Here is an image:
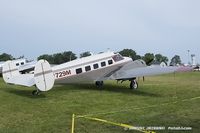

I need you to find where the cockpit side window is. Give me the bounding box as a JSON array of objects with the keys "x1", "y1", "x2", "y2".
[{"x1": 112, "y1": 54, "x2": 124, "y2": 62}]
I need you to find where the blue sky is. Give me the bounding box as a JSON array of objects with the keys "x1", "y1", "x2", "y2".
[{"x1": 0, "y1": 0, "x2": 200, "y2": 63}]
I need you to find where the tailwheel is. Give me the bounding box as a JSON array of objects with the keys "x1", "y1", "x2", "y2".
[
  {"x1": 130, "y1": 79, "x2": 138, "y2": 90},
  {"x1": 95, "y1": 81, "x2": 104, "y2": 87},
  {"x1": 32, "y1": 90, "x2": 41, "y2": 95}
]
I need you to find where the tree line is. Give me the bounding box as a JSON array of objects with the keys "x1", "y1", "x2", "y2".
[
  {"x1": 0, "y1": 53, "x2": 25, "y2": 62},
  {"x1": 0, "y1": 49, "x2": 181, "y2": 66}
]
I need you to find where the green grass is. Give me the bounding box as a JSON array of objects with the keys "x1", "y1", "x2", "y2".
[{"x1": 0, "y1": 72, "x2": 199, "y2": 133}]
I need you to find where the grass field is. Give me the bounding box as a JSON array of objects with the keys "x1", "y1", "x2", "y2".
[{"x1": 0, "y1": 72, "x2": 199, "y2": 133}]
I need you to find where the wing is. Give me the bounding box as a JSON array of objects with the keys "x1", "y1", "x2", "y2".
[
  {"x1": 103, "y1": 60, "x2": 192, "y2": 80},
  {"x1": 97, "y1": 59, "x2": 146, "y2": 81}
]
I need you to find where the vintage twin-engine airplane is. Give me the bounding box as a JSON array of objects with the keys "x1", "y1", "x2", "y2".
[{"x1": 2, "y1": 51, "x2": 191, "y2": 95}]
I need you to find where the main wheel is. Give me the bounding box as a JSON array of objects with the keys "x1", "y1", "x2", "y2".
[
  {"x1": 130, "y1": 80, "x2": 138, "y2": 90},
  {"x1": 95, "y1": 81, "x2": 104, "y2": 87}
]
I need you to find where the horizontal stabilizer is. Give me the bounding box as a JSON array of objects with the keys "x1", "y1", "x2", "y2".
[{"x1": 6, "y1": 74, "x2": 35, "y2": 87}]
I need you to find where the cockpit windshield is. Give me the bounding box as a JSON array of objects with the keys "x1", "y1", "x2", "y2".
[{"x1": 112, "y1": 54, "x2": 124, "y2": 62}]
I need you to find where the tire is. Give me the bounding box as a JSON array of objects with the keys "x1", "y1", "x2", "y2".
[
  {"x1": 95, "y1": 81, "x2": 104, "y2": 87},
  {"x1": 32, "y1": 90, "x2": 37, "y2": 95},
  {"x1": 130, "y1": 80, "x2": 138, "y2": 90}
]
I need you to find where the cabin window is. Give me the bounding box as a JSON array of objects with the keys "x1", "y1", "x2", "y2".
[
  {"x1": 85, "y1": 66, "x2": 91, "y2": 71},
  {"x1": 101, "y1": 62, "x2": 106, "y2": 67},
  {"x1": 93, "y1": 63, "x2": 99, "y2": 69},
  {"x1": 21, "y1": 62, "x2": 24, "y2": 65},
  {"x1": 16, "y1": 63, "x2": 19, "y2": 66},
  {"x1": 112, "y1": 54, "x2": 124, "y2": 62},
  {"x1": 76, "y1": 68, "x2": 82, "y2": 74},
  {"x1": 108, "y1": 60, "x2": 113, "y2": 65}
]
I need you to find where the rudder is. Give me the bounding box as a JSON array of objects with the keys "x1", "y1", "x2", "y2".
[
  {"x1": 2, "y1": 60, "x2": 20, "y2": 83},
  {"x1": 34, "y1": 60, "x2": 55, "y2": 92}
]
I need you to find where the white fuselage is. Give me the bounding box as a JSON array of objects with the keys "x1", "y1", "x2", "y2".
[{"x1": 51, "y1": 52, "x2": 132, "y2": 83}]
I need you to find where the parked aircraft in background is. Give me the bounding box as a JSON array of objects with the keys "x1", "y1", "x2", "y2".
[
  {"x1": 0, "y1": 59, "x2": 36, "y2": 74},
  {"x1": 0, "y1": 59, "x2": 36, "y2": 73},
  {"x1": 2, "y1": 51, "x2": 192, "y2": 95}
]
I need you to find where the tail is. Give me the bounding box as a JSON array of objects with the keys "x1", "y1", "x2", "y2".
[
  {"x1": 34, "y1": 60, "x2": 55, "y2": 91},
  {"x1": 2, "y1": 60, "x2": 55, "y2": 92},
  {"x1": 2, "y1": 60, "x2": 20, "y2": 83}
]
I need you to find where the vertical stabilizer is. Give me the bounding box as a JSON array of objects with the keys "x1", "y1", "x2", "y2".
[
  {"x1": 34, "y1": 60, "x2": 55, "y2": 91},
  {"x1": 2, "y1": 60, "x2": 20, "y2": 83}
]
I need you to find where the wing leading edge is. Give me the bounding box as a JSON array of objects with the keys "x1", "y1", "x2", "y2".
[{"x1": 107, "y1": 60, "x2": 192, "y2": 80}]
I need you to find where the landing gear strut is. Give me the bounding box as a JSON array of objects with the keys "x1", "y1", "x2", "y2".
[
  {"x1": 95, "y1": 81, "x2": 104, "y2": 87},
  {"x1": 32, "y1": 90, "x2": 41, "y2": 95},
  {"x1": 130, "y1": 79, "x2": 138, "y2": 90}
]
